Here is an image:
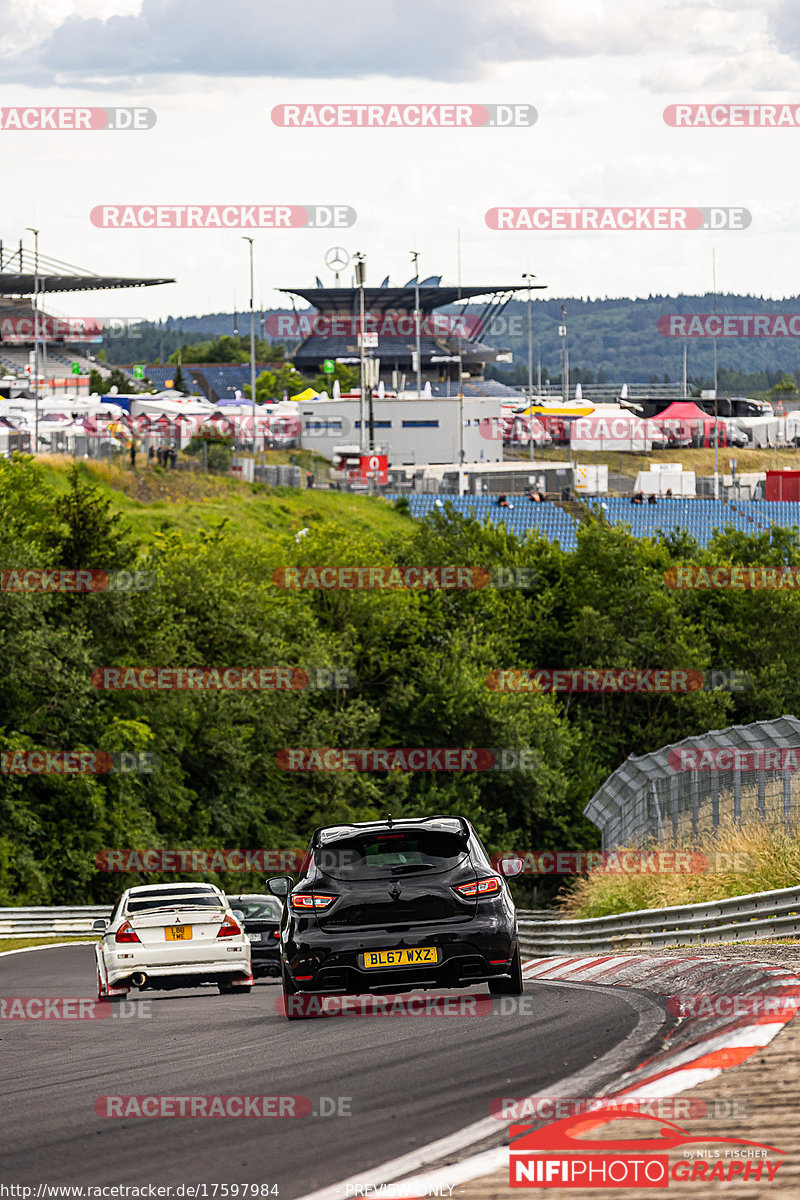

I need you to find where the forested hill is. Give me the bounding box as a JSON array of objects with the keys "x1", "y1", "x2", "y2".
[{"x1": 108, "y1": 294, "x2": 800, "y2": 391}]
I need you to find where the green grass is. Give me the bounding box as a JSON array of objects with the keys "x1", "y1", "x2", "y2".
[
  {"x1": 0, "y1": 936, "x2": 99, "y2": 953},
  {"x1": 560, "y1": 821, "x2": 800, "y2": 918},
  {"x1": 35, "y1": 456, "x2": 412, "y2": 543}
]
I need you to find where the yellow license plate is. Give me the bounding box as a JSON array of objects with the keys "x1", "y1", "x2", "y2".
[
  {"x1": 165, "y1": 925, "x2": 192, "y2": 941},
  {"x1": 362, "y1": 946, "x2": 439, "y2": 969}
]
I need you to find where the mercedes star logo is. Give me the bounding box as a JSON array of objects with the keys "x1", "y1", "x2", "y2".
[{"x1": 325, "y1": 246, "x2": 350, "y2": 271}]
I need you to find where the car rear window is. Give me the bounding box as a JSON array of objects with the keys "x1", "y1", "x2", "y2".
[
  {"x1": 126, "y1": 890, "x2": 224, "y2": 913},
  {"x1": 317, "y1": 831, "x2": 468, "y2": 879},
  {"x1": 228, "y1": 897, "x2": 283, "y2": 920}
]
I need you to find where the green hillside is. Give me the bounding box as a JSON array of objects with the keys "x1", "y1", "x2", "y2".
[{"x1": 6, "y1": 455, "x2": 800, "y2": 909}]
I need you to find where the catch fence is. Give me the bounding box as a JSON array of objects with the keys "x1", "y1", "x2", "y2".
[{"x1": 585, "y1": 716, "x2": 800, "y2": 848}]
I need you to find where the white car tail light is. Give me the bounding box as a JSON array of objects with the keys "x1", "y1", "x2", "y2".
[
  {"x1": 114, "y1": 920, "x2": 141, "y2": 944},
  {"x1": 216, "y1": 914, "x2": 242, "y2": 939}
]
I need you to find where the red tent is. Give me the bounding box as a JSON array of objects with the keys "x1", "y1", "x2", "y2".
[{"x1": 653, "y1": 401, "x2": 726, "y2": 448}]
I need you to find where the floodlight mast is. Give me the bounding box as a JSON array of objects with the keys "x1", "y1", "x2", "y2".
[
  {"x1": 522, "y1": 273, "x2": 536, "y2": 461},
  {"x1": 26, "y1": 227, "x2": 40, "y2": 454},
  {"x1": 242, "y1": 237, "x2": 256, "y2": 450},
  {"x1": 410, "y1": 250, "x2": 422, "y2": 397},
  {"x1": 354, "y1": 253, "x2": 366, "y2": 452}
]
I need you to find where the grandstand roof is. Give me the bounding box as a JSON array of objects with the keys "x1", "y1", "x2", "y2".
[
  {"x1": 280, "y1": 283, "x2": 543, "y2": 315},
  {"x1": 0, "y1": 273, "x2": 174, "y2": 296},
  {"x1": 0, "y1": 243, "x2": 173, "y2": 296}
]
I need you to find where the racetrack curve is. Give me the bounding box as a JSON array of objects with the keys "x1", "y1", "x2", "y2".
[{"x1": 1, "y1": 946, "x2": 667, "y2": 1196}]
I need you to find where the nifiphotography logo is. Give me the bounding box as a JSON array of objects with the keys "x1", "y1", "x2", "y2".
[{"x1": 509, "y1": 1107, "x2": 785, "y2": 1187}]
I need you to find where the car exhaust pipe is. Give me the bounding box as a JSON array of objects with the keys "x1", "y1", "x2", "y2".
[{"x1": 130, "y1": 972, "x2": 147, "y2": 988}]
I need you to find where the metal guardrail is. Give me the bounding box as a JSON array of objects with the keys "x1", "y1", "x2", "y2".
[
  {"x1": 518, "y1": 885, "x2": 800, "y2": 955},
  {"x1": 0, "y1": 906, "x2": 110, "y2": 937},
  {"x1": 3, "y1": 889, "x2": 800, "y2": 952}
]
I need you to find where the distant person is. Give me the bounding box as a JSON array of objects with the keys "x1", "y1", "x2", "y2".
[
  {"x1": 648, "y1": 493, "x2": 657, "y2": 505},
  {"x1": 168, "y1": 443, "x2": 177, "y2": 469},
  {"x1": 147, "y1": 445, "x2": 155, "y2": 466},
  {"x1": 665, "y1": 487, "x2": 673, "y2": 498},
  {"x1": 631, "y1": 492, "x2": 644, "y2": 505},
  {"x1": 497, "y1": 493, "x2": 510, "y2": 508},
  {"x1": 129, "y1": 442, "x2": 136, "y2": 469},
  {"x1": 306, "y1": 471, "x2": 314, "y2": 489}
]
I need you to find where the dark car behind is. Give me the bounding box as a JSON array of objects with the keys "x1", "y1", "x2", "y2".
[{"x1": 226, "y1": 894, "x2": 283, "y2": 979}]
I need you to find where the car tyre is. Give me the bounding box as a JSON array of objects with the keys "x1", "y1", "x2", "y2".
[
  {"x1": 97, "y1": 970, "x2": 124, "y2": 1003},
  {"x1": 281, "y1": 963, "x2": 310, "y2": 1020},
  {"x1": 488, "y1": 947, "x2": 523, "y2": 997}
]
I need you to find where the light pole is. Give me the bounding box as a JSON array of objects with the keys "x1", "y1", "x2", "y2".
[
  {"x1": 559, "y1": 304, "x2": 569, "y2": 403},
  {"x1": 712, "y1": 249, "x2": 719, "y2": 499},
  {"x1": 457, "y1": 230, "x2": 464, "y2": 494},
  {"x1": 26, "y1": 228, "x2": 39, "y2": 454},
  {"x1": 410, "y1": 250, "x2": 422, "y2": 396},
  {"x1": 522, "y1": 273, "x2": 536, "y2": 461},
  {"x1": 354, "y1": 252, "x2": 366, "y2": 452},
  {"x1": 242, "y1": 237, "x2": 257, "y2": 452}
]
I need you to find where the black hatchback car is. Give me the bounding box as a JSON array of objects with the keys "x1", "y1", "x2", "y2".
[
  {"x1": 225, "y1": 894, "x2": 283, "y2": 979},
  {"x1": 269, "y1": 816, "x2": 522, "y2": 1017}
]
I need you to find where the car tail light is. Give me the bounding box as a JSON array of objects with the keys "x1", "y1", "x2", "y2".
[
  {"x1": 114, "y1": 921, "x2": 141, "y2": 944},
  {"x1": 290, "y1": 893, "x2": 336, "y2": 911},
  {"x1": 454, "y1": 877, "x2": 502, "y2": 898},
  {"x1": 273, "y1": 931, "x2": 280, "y2": 938},
  {"x1": 216, "y1": 914, "x2": 242, "y2": 938}
]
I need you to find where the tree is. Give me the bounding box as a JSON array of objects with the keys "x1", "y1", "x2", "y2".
[
  {"x1": 173, "y1": 364, "x2": 187, "y2": 393},
  {"x1": 311, "y1": 363, "x2": 360, "y2": 394},
  {"x1": 245, "y1": 364, "x2": 311, "y2": 402},
  {"x1": 45, "y1": 465, "x2": 137, "y2": 570},
  {"x1": 90, "y1": 367, "x2": 137, "y2": 396}
]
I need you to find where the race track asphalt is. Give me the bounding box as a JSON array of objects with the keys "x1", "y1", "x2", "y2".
[{"x1": 0, "y1": 946, "x2": 665, "y2": 1196}]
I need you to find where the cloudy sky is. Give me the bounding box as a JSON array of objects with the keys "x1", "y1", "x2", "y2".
[{"x1": 3, "y1": 0, "x2": 800, "y2": 320}]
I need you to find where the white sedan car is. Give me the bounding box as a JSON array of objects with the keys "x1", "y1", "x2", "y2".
[{"x1": 94, "y1": 882, "x2": 252, "y2": 1000}]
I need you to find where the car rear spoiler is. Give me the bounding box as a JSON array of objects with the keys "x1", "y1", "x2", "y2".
[{"x1": 311, "y1": 815, "x2": 470, "y2": 848}]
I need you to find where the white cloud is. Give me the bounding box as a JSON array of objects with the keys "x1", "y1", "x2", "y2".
[{"x1": 0, "y1": 0, "x2": 774, "y2": 86}]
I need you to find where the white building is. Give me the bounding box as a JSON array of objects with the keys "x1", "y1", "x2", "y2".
[{"x1": 298, "y1": 394, "x2": 505, "y2": 466}]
